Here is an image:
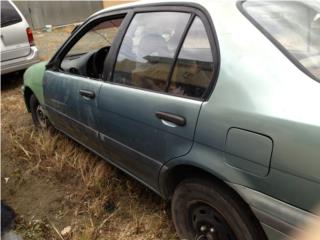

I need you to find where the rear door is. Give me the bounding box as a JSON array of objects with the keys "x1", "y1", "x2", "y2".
[
  {"x1": 0, "y1": 0, "x2": 30, "y2": 62},
  {"x1": 97, "y1": 7, "x2": 218, "y2": 190}
]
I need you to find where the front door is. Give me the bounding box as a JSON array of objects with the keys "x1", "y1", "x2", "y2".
[
  {"x1": 44, "y1": 15, "x2": 126, "y2": 150},
  {"x1": 97, "y1": 9, "x2": 217, "y2": 190}
]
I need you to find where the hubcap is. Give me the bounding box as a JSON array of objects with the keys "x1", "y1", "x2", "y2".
[
  {"x1": 36, "y1": 105, "x2": 47, "y2": 128},
  {"x1": 189, "y1": 203, "x2": 236, "y2": 240}
]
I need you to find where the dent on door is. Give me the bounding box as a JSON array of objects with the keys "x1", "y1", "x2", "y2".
[{"x1": 44, "y1": 70, "x2": 102, "y2": 150}]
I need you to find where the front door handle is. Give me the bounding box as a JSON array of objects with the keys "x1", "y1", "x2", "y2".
[
  {"x1": 155, "y1": 111, "x2": 186, "y2": 126},
  {"x1": 79, "y1": 89, "x2": 95, "y2": 99}
]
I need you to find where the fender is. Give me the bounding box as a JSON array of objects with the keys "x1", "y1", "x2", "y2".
[{"x1": 23, "y1": 61, "x2": 47, "y2": 106}]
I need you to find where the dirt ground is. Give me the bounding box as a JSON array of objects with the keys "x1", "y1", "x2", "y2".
[{"x1": 1, "y1": 27, "x2": 177, "y2": 240}]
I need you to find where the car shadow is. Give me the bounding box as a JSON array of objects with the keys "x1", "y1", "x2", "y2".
[{"x1": 1, "y1": 71, "x2": 24, "y2": 92}]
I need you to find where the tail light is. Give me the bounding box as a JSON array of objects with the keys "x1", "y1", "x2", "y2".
[{"x1": 26, "y1": 27, "x2": 35, "y2": 46}]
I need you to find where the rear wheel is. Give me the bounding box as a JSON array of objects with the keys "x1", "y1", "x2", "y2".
[
  {"x1": 30, "y1": 94, "x2": 48, "y2": 128},
  {"x1": 171, "y1": 178, "x2": 266, "y2": 240}
]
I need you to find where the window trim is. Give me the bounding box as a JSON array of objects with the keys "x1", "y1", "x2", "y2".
[
  {"x1": 47, "y1": 3, "x2": 221, "y2": 100},
  {"x1": 164, "y1": 13, "x2": 196, "y2": 92},
  {"x1": 237, "y1": 0, "x2": 320, "y2": 83},
  {"x1": 108, "y1": 10, "x2": 194, "y2": 95},
  {"x1": 166, "y1": 14, "x2": 217, "y2": 99},
  {"x1": 106, "y1": 3, "x2": 220, "y2": 101}
]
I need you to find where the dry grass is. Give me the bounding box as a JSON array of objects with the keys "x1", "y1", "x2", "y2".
[
  {"x1": 1, "y1": 26, "x2": 177, "y2": 240},
  {"x1": 1, "y1": 77, "x2": 177, "y2": 239}
]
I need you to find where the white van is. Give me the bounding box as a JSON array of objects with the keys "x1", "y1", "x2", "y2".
[{"x1": 0, "y1": 0, "x2": 39, "y2": 75}]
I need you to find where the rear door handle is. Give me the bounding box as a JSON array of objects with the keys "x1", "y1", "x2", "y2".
[
  {"x1": 79, "y1": 89, "x2": 95, "y2": 99},
  {"x1": 155, "y1": 111, "x2": 186, "y2": 126}
]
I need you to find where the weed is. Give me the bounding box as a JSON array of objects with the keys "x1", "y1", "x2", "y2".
[{"x1": 1, "y1": 71, "x2": 177, "y2": 239}]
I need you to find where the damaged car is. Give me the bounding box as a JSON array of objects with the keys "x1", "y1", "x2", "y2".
[{"x1": 22, "y1": 1, "x2": 320, "y2": 239}]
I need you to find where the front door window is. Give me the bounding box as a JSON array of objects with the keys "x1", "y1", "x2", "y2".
[{"x1": 60, "y1": 17, "x2": 124, "y2": 79}]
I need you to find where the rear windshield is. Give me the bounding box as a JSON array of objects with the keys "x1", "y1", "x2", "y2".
[
  {"x1": 242, "y1": 1, "x2": 320, "y2": 81},
  {"x1": 1, "y1": 0, "x2": 22, "y2": 28}
]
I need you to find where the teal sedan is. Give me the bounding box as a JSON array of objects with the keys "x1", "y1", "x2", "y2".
[{"x1": 22, "y1": 0, "x2": 320, "y2": 239}]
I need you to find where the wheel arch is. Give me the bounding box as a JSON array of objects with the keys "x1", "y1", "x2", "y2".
[
  {"x1": 166, "y1": 163, "x2": 268, "y2": 239},
  {"x1": 158, "y1": 162, "x2": 259, "y2": 218},
  {"x1": 159, "y1": 162, "x2": 266, "y2": 236},
  {"x1": 160, "y1": 163, "x2": 232, "y2": 200}
]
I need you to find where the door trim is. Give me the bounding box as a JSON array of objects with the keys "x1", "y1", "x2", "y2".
[
  {"x1": 47, "y1": 104, "x2": 162, "y2": 194},
  {"x1": 45, "y1": 104, "x2": 162, "y2": 173},
  {"x1": 45, "y1": 104, "x2": 99, "y2": 135}
]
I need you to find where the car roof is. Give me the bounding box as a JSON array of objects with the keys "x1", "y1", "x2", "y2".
[
  {"x1": 91, "y1": 0, "x2": 319, "y2": 18},
  {"x1": 90, "y1": 0, "x2": 235, "y2": 17}
]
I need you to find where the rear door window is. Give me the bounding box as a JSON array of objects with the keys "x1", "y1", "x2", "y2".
[
  {"x1": 1, "y1": 0, "x2": 22, "y2": 28},
  {"x1": 112, "y1": 12, "x2": 191, "y2": 92},
  {"x1": 112, "y1": 10, "x2": 217, "y2": 99},
  {"x1": 168, "y1": 17, "x2": 215, "y2": 98}
]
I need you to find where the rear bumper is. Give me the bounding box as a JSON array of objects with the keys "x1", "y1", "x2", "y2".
[
  {"x1": 1, "y1": 46, "x2": 40, "y2": 75},
  {"x1": 231, "y1": 184, "x2": 320, "y2": 239}
]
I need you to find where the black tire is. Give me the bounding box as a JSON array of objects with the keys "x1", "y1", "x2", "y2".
[
  {"x1": 29, "y1": 94, "x2": 49, "y2": 128},
  {"x1": 171, "y1": 178, "x2": 267, "y2": 240}
]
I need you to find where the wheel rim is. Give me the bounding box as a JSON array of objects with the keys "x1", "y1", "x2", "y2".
[
  {"x1": 36, "y1": 105, "x2": 47, "y2": 128},
  {"x1": 189, "y1": 202, "x2": 237, "y2": 240}
]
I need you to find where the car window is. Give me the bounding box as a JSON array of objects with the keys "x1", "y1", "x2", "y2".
[
  {"x1": 60, "y1": 17, "x2": 124, "y2": 79},
  {"x1": 112, "y1": 12, "x2": 190, "y2": 92},
  {"x1": 168, "y1": 17, "x2": 214, "y2": 98},
  {"x1": 66, "y1": 18, "x2": 123, "y2": 57},
  {"x1": 1, "y1": 0, "x2": 22, "y2": 28},
  {"x1": 242, "y1": 1, "x2": 320, "y2": 81}
]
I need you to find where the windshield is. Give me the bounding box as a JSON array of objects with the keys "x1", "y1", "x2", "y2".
[{"x1": 242, "y1": 1, "x2": 320, "y2": 81}]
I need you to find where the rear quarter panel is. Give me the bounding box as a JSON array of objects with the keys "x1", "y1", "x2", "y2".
[{"x1": 165, "y1": 0, "x2": 320, "y2": 213}]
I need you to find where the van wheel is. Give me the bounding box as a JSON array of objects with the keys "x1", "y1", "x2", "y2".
[
  {"x1": 30, "y1": 94, "x2": 48, "y2": 128},
  {"x1": 171, "y1": 178, "x2": 266, "y2": 240}
]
